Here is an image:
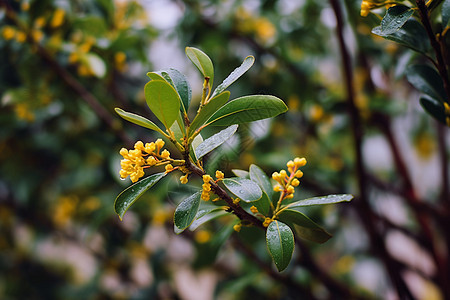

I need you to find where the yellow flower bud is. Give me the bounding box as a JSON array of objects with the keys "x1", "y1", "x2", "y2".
[
  {"x1": 146, "y1": 156, "x2": 156, "y2": 165},
  {"x1": 161, "y1": 149, "x2": 170, "y2": 159},
  {"x1": 165, "y1": 164, "x2": 173, "y2": 172},
  {"x1": 233, "y1": 198, "x2": 240, "y2": 204},
  {"x1": 233, "y1": 224, "x2": 242, "y2": 232},
  {"x1": 286, "y1": 186, "x2": 295, "y2": 194},
  {"x1": 273, "y1": 185, "x2": 282, "y2": 192},
  {"x1": 250, "y1": 206, "x2": 259, "y2": 214},
  {"x1": 155, "y1": 139, "x2": 165, "y2": 150},
  {"x1": 286, "y1": 160, "x2": 295, "y2": 168},
  {"x1": 145, "y1": 142, "x2": 156, "y2": 153},
  {"x1": 180, "y1": 174, "x2": 188, "y2": 184},
  {"x1": 215, "y1": 170, "x2": 224, "y2": 180},
  {"x1": 134, "y1": 141, "x2": 144, "y2": 150},
  {"x1": 294, "y1": 157, "x2": 307, "y2": 167},
  {"x1": 285, "y1": 194, "x2": 294, "y2": 199},
  {"x1": 291, "y1": 178, "x2": 300, "y2": 187},
  {"x1": 280, "y1": 170, "x2": 287, "y2": 178},
  {"x1": 203, "y1": 174, "x2": 212, "y2": 183},
  {"x1": 294, "y1": 170, "x2": 304, "y2": 178},
  {"x1": 119, "y1": 148, "x2": 128, "y2": 157}
]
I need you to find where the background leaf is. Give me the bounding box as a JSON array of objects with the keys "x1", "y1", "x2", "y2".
[
  {"x1": 443, "y1": 0, "x2": 450, "y2": 27},
  {"x1": 206, "y1": 95, "x2": 288, "y2": 126},
  {"x1": 232, "y1": 169, "x2": 250, "y2": 178},
  {"x1": 222, "y1": 177, "x2": 262, "y2": 202},
  {"x1": 174, "y1": 191, "x2": 201, "y2": 233},
  {"x1": 190, "y1": 206, "x2": 228, "y2": 231},
  {"x1": 114, "y1": 172, "x2": 166, "y2": 220},
  {"x1": 266, "y1": 220, "x2": 295, "y2": 272},
  {"x1": 195, "y1": 125, "x2": 238, "y2": 159},
  {"x1": 211, "y1": 55, "x2": 255, "y2": 98},
  {"x1": 144, "y1": 80, "x2": 181, "y2": 129},
  {"x1": 278, "y1": 209, "x2": 332, "y2": 244}
]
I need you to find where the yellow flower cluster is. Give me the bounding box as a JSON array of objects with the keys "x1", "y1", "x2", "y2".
[
  {"x1": 360, "y1": 0, "x2": 396, "y2": 17},
  {"x1": 201, "y1": 175, "x2": 212, "y2": 201},
  {"x1": 272, "y1": 157, "x2": 306, "y2": 200},
  {"x1": 263, "y1": 217, "x2": 273, "y2": 227},
  {"x1": 119, "y1": 139, "x2": 173, "y2": 183}
]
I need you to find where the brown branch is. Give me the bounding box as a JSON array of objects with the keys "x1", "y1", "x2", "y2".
[{"x1": 328, "y1": 0, "x2": 414, "y2": 298}]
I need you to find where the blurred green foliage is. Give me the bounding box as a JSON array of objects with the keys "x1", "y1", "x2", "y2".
[{"x1": 1, "y1": 0, "x2": 449, "y2": 299}]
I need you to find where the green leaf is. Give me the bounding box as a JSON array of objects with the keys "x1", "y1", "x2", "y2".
[
  {"x1": 115, "y1": 108, "x2": 166, "y2": 136},
  {"x1": 195, "y1": 125, "x2": 238, "y2": 159},
  {"x1": 189, "y1": 91, "x2": 230, "y2": 134},
  {"x1": 190, "y1": 204, "x2": 228, "y2": 231},
  {"x1": 232, "y1": 169, "x2": 249, "y2": 178},
  {"x1": 278, "y1": 209, "x2": 332, "y2": 244},
  {"x1": 114, "y1": 172, "x2": 166, "y2": 220},
  {"x1": 266, "y1": 220, "x2": 295, "y2": 272},
  {"x1": 443, "y1": 0, "x2": 450, "y2": 27},
  {"x1": 249, "y1": 164, "x2": 273, "y2": 199},
  {"x1": 174, "y1": 191, "x2": 201, "y2": 233},
  {"x1": 420, "y1": 96, "x2": 447, "y2": 124},
  {"x1": 406, "y1": 65, "x2": 447, "y2": 102},
  {"x1": 185, "y1": 47, "x2": 214, "y2": 89},
  {"x1": 160, "y1": 68, "x2": 192, "y2": 113},
  {"x1": 190, "y1": 133, "x2": 204, "y2": 161},
  {"x1": 144, "y1": 80, "x2": 181, "y2": 129},
  {"x1": 211, "y1": 56, "x2": 255, "y2": 98},
  {"x1": 146, "y1": 72, "x2": 165, "y2": 81},
  {"x1": 206, "y1": 95, "x2": 288, "y2": 126},
  {"x1": 380, "y1": 5, "x2": 414, "y2": 35},
  {"x1": 252, "y1": 191, "x2": 272, "y2": 216},
  {"x1": 222, "y1": 177, "x2": 262, "y2": 202},
  {"x1": 286, "y1": 194, "x2": 353, "y2": 209},
  {"x1": 372, "y1": 19, "x2": 431, "y2": 54}
]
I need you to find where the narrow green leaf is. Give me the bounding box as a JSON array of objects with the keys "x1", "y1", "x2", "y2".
[
  {"x1": 114, "y1": 172, "x2": 166, "y2": 220},
  {"x1": 443, "y1": 0, "x2": 450, "y2": 27},
  {"x1": 278, "y1": 209, "x2": 332, "y2": 244},
  {"x1": 146, "y1": 72, "x2": 165, "y2": 81},
  {"x1": 420, "y1": 96, "x2": 447, "y2": 124},
  {"x1": 206, "y1": 95, "x2": 288, "y2": 126},
  {"x1": 160, "y1": 68, "x2": 192, "y2": 113},
  {"x1": 190, "y1": 206, "x2": 228, "y2": 231},
  {"x1": 372, "y1": 19, "x2": 431, "y2": 54},
  {"x1": 380, "y1": 5, "x2": 414, "y2": 35},
  {"x1": 286, "y1": 194, "x2": 353, "y2": 209},
  {"x1": 185, "y1": 47, "x2": 214, "y2": 89},
  {"x1": 406, "y1": 64, "x2": 447, "y2": 102},
  {"x1": 266, "y1": 220, "x2": 295, "y2": 272},
  {"x1": 190, "y1": 133, "x2": 203, "y2": 161},
  {"x1": 249, "y1": 164, "x2": 273, "y2": 199},
  {"x1": 174, "y1": 191, "x2": 201, "y2": 233},
  {"x1": 232, "y1": 169, "x2": 249, "y2": 178},
  {"x1": 211, "y1": 55, "x2": 255, "y2": 98},
  {"x1": 222, "y1": 177, "x2": 262, "y2": 202},
  {"x1": 195, "y1": 125, "x2": 238, "y2": 159},
  {"x1": 144, "y1": 80, "x2": 181, "y2": 129},
  {"x1": 189, "y1": 91, "x2": 230, "y2": 134},
  {"x1": 115, "y1": 108, "x2": 166, "y2": 136}
]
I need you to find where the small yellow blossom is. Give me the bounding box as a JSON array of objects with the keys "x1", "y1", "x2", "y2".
[
  {"x1": 180, "y1": 174, "x2": 188, "y2": 184},
  {"x1": 34, "y1": 17, "x2": 46, "y2": 28},
  {"x1": 145, "y1": 142, "x2": 156, "y2": 153},
  {"x1": 215, "y1": 170, "x2": 224, "y2": 180},
  {"x1": 201, "y1": 175, "x2": 212, "y2": 201},
  {"x1": 250, "y1": 206, "x2": 259, "y2": 214},
  {"x1": 203, "y1": 174, "x2": 212, "y2": 183},
  {"x1": 2, "y1": 26, "x2": 16, "y2": 40},
  {"x1": 161, "y1": 149, "x2": 170, "y2": 159},
  {"x1": 291, "y1": 179, "x2": 300, "y2": 187},
  {"x1": 233, "y1": 198, "x2": 241, "y2": 204},
  {"x1": 263, "y1": 217, "x2": 273, "y2": 227},
  {"x1": 233, "y1": 223, "x2": 242, "y2": 232},
  {"x1": 155, "y1": 139, "x2": 165, "y2": 150},
  {"x1": 195, "y1": 230, "x2": 211, "y2": 243},
  {"x1": 50, "y1": 8, "x2": 65, "y2": 28},
  {"x1": 15, "y1": 31, "x2": 26, "y2": 43},
  {"x1": 165, "y1": 164, "x2": 174, "y2": 172}
]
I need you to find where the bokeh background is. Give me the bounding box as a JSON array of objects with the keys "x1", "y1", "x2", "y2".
[{"x1": 1, "y1": 0, "x2": 449, "y2": 299}]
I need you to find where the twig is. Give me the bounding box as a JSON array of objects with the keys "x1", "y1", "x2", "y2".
[{"x1": 328, "y1": 0, "x2": 414, "y2": 298}]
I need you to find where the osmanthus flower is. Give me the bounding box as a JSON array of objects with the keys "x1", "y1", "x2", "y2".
[
  {"x1": 119, "y1": 139, "x2": 184, "y2": 183},
  {"x1": 360, "y1": 0, "x2": 400, "y2": 17}
]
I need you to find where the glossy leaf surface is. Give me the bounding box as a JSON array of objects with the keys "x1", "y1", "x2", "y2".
[
  {"x1": 286, "y1": 194, "x2": 353, "y2": 209},
  {"x1": 249, "y1": 164, "x2": 273, "y2": 199},
  {"x1": 206, "y1": 95, "x2": 288, "y2": 126},
  {"x1": 189, "y1": 91, "x2": 230, "y2": 134},
  {"x1": 278, "y1": 209, "x2": 332, "y2": 244},
  {"x1": 174, "y1": 191, "x2": 201, "y2": 233},
  {"x1": 195, "y1": 125, "x2": 238, "y2": 159},
  {"x1": 160, "y1": 68, "x2": 192, "y2": 113},
  {"x1": 266, "y1": 220, "x2": 295, "y2": 272},
  {"x1": 185, "y1": 47, "x2": 214, "y2": 89},
  {"x1": 420, "y1": 96, "x2": 447, "y2": 124},
  {"x1": 406, "y1": 64, "x2": 447, "y2": 102},
  {"x1": 144, "y1": 80, "x2": 181, "y2": 129},
  {"x1": 380, "y1": 5, "x2": 413, "y2": 35},
  {"x1": 114, "y1": 172, "x2": 166, "y2": 220},
  {"x1": 211, "y1": 55, "x2": 255, "y2": 98},
  {"x1": 115, "y1": 108, "x2": 166, "y2": 135},
  {"x1": 222, "y1": 177, "x2": 262, "y2": 202}
]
